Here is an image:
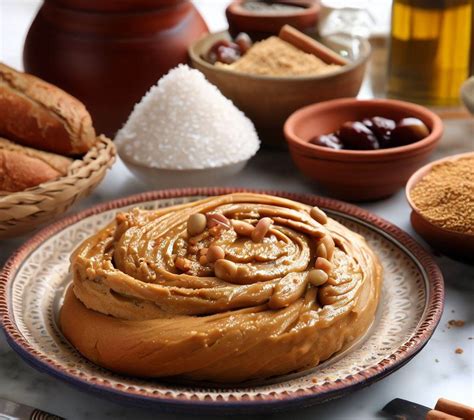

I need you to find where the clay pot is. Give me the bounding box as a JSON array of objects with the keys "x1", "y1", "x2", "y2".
[
  {"x1": 23, "y1": 0, "x2": 209, "y2": 137},
  {"x1": 226, "y1": 0, "x2": 320, "y2": 40},
  {"x1": 284, "y1": 98, "x2": 443, "y2": 201},
  {"x1": 406, "y1": 152, "x2": 474, "y2": 262}
]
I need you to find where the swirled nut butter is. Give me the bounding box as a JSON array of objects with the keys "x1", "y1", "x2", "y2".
[{"x1": 60, "y1": 193, "x2": 382, "y2": 383}]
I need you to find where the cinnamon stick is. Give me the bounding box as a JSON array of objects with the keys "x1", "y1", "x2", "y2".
[
  {"x1": 435, "y1": 398, "x2": 474, "y2": 419},
  {"x1": 279, "y1": 24, "x2": 349, "y2": 66},
  {"x1": 426, "y1": 410, "x2": 463, "y2": 420}
]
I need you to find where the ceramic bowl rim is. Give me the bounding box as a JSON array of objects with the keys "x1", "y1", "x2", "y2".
[
  {"x1": 0, "y1": 187, "x2": 444, "y2": 413},
  {"x1": 405, "y1": 151, "x2": 474, "y2": 237},
  {"x1": 118, "y1": 148, "x2": 251, "y2": 173},
  {"x1": 226, "y1": 0, "x2": 320, "y2": 19},
  {"x1": 284, "y1": 98, "x2": 444, "y2": 160},
  {"x1": 188, "y1": 31, "x2": 371, "y2": 82}
]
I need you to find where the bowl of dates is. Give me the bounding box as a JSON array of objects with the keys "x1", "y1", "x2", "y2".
[{"x1": 284, "y1": 98, "x2": 443, "y2": 201}]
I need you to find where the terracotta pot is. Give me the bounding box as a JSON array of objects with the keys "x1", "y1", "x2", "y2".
[
  {"x1": 226, "y1": 0, "x2": 320, "y2": 40},
  {"x1": 23, "y1": 0, "x2": 208, "y2": 137},
  {"x1": 284, "y1": 98, "x2": 443, "y2": 201},
  {"x1": 406, "y1": 152, "x2": 474, "y2": 262}
]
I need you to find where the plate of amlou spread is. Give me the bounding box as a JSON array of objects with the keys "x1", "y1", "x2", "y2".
[{"x1": 0, "y1": 188, "x2": 444, "y2": 414}]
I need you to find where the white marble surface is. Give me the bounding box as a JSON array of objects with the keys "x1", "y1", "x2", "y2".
[{"x1": 0, "y1": 1, "x2": 473, "y2": 419}]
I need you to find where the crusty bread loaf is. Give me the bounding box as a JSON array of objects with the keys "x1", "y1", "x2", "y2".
[
  {"x1": 0, "y1": 137, "x2": 71, "y2": 174},
  {"x1": 0, "y1": 137, "x2": 72, "y2": 192},
  {"x1": 0, "y1": 63, "x2": 96, "y2": 156}
]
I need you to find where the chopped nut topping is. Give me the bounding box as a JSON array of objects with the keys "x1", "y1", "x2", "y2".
[{"x1": 175, "y1": 256, "x2": 192, "y2": 272}]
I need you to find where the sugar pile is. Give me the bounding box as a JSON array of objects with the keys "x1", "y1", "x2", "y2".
[{"x1": 115, "y1": 65, "x2": 260, "y2": 170}]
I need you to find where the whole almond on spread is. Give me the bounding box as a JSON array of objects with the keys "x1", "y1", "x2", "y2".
[
  {"x1": 310, "y1": 206, "x2": 328, "y2": 225},
  {"x1": 251, "y1": 217, "x2": 273, "y2": 242},
  {"x1": 316, "y1": 243, "x2": 327, "y2": 259},
  {"x1": 320, "y1": 235, "x2": 335, "y2": 261},
  {"x1": 175, "y1": 256, "x2": 192, "y2": 272},
  {"x1": 308, "y1": 269, "x2": 328, "y2": 287},
  {"x1": 231, "y1": 219, "x2": 254, "y2": 236},
  {"x1": 315, "y1": 257, "x2": 332, "y2": 274},
  {"x1": 207, "y1": 245, "x2": 225, "y2": 263},
  {"x1": 214, "y1": 258, "x2": 237, "y2": 280},
  {"x1": 207, "y1": 213, "x2": 231, "y2": 229},
  {"x1": 187, "y1": 213, "x2": 207, "y2": 236}
]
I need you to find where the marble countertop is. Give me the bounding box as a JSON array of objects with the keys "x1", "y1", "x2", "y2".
[{"x1": 0, "y1": 1, "x2": 473, "y2": 419}]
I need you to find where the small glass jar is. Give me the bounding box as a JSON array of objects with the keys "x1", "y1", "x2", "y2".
[{"x1": 388, "y1": 0, "x2": 473, "y2": 106}]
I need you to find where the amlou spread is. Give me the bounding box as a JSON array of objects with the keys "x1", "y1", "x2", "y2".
[{"x1": 60, "y1": 193, "x2": 382, "y2": 383}]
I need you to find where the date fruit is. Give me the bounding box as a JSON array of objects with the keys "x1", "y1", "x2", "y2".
[
  {"x1": 362, "y1": 116, "x2": 396, "y2": 148},
  {"x1": 205, "y1": 39, "x2": 232, "y2": 64},
  {"x1": 309, "y1": 133, "x2": 343, "y2": 150},
  {"x1": 205, "y1": 33, "x2": 253, "y2": 64},
  {"x1": 235, "y1": 32, "x2": 253, "y2": 54},
  {"x1": 339, "y1": 121, "x2": 380, "y2": 150},
  {"x1": 216, "y1": 44, "x2": 241, "y2": 64},
  {"x1": 391, "y1": 118, "x2": 430, "y2": 146}
]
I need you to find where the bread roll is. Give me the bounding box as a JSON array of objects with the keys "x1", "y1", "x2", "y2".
[
  {"x1": 0, "y1": 63, "x2": 96, "y2": 156},
  {"x1": 0, "y1": 137, "x2": 71, "y2": 174},
  {"x1": 0, "y1": 138, "x2": 72, "y2": 192}
]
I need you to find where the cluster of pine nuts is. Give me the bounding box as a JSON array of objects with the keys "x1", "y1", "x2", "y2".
[
  {"x1": 307, "y1": 206, "x2": 333, "y2": 287},
  {"x1": 179, "y1": 211, "x2": 275, "y2": 278},
  {"x1": 180, "y1": 206, "x2": 334, "y2": 288}
]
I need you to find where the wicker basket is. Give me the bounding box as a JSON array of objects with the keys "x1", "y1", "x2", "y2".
[{"x1": 0, "y1": 135, "x2": 116, "y2": 239}]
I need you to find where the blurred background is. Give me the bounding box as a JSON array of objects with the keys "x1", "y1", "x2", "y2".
[{"x1": 0, "y1": 0, "x2": 393, "y2": 70}]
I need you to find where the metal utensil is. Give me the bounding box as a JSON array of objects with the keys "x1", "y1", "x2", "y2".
[
  {"x1": 0, "y1": 398, "x2": 63, "y2": 420},
  {"x1": 382, "y1": 397, "x2": 474, "y2": 420}
]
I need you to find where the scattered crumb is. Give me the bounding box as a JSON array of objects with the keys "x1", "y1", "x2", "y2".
[
  {"x1": 451, "y1": 309, "x2": 455, "y2": 313},
  {"x1": 448, "y1": 320, "x2": 465, "y2": 327},
  {"x1": 469, "y1": 337, "x2": 473, "y2": 340},
  {"x1": 442, "y1": 329, "x2": 446, "y2": 333},
  {"x1": 455, "y1": 348, "x2": 464, "y2": 354},
  {"x1": 435, "y1": 358, "x2": 439, "y2": 363},
  {"x1": 311, "y1": 378, "x2": 318, "y2": 383}
]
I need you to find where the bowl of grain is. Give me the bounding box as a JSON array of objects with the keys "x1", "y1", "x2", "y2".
[
  {"x1": 116, "y1": 65, "x2": 260, "y2": 188},
  {"x1": 406, "y1": 152, "x2": 474, "y2": 262},
  {"x1": 188, "y1": 28, "x2": 370, "y2": 148}
]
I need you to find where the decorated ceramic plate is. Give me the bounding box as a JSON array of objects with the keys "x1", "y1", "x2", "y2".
[{"x1": 0, "y1": 188, "x2": 444, "y2": 414}]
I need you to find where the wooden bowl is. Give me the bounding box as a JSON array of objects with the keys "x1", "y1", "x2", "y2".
[
  {"x1": 188, "y1": 31, "x2": 370, "y2": 148},
  {"x1": 406, "y1": 152, "x2": 474, "y2": 262},
  {"x1": 284, "y1": 98, "x2": 443, "y2": 201},
  {"x1": 226, "y1": 0, "x2": 320, "y2": 39}
]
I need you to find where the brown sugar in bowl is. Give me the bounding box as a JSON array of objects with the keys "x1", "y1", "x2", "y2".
[
  {"x1": 189, "y1": 32, "x2": 370, "y2": 148},
  {"x1": 406, "y1": 152, "x2": 474, "y2": 262},
  {"x1": 284, "y1": 98, "x2": 443, "y2": 201},
  {"x1": 226, "y1": 0, "x2": 320, "y2": 40}
]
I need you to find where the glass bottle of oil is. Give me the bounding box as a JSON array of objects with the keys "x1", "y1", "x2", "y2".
[{"x1": 388, "y1": 0, "x2": 472, "y2": 106}]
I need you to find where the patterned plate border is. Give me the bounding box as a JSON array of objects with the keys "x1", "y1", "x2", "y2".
[{"x1": 0, "y1": 187, "x2": 444, "y2": 414}]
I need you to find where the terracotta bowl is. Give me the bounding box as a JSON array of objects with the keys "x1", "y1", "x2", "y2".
[
  {"x1": 406, "y1": 152, "x2": 474, "y2": 262},
  {"x1": 226, "y1": 0, "x2": 320, "y2": 39},
  {"x1": 284, "y1": 98, "x2": 443, "y2": 201},
  {"x1": 188, "y1": 31, "x2": 370, "y2": 148}
]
